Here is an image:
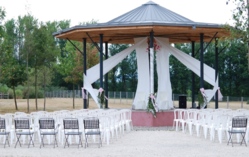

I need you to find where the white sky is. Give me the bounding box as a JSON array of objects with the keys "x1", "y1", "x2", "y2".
[{"x1": 1, "y1": 0, "x2": 235, "y2": 26}]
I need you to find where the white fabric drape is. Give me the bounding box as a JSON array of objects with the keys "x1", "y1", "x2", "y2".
[
  {"x1": 83, "y1": 36, "x2": 219, "y2": 109},
  {"x1": 156, "y1": 38, "x2": 173, "y2": 109},
  {"x1": 155, "y1": 38, "x2": 216, "y2": 86},
  {"x1": 132, "y1": 38, "x2": 150, "y2": 109},
  {"x1": 84, "y1": 37, "x2": 147, "y2": 108},
  {"x1": 155, "y1": 37, "x2": 219, "y2": 109}
]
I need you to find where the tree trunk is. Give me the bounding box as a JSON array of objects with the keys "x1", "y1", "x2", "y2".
[
  {"x1": 73, "y1": 84, "x2": 75, "y2": 109},
  {"x1": 35, "y1": 67, "x2": 38, "y2": 110},
  {"x1": 26, "y1": 52, "x2": 30, "y2": 113},
  {"x1": 13, "y1": 86, "x2": 18, "y2": 110},
  {"x1": 247, "y1": 0, "x2": 249, "y2": 70},
  {"x1": 43, "y1": 71, "x2": 46, "y2": 111}
]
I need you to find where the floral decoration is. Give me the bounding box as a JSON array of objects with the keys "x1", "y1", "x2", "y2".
[
  {"x1": 146, "y1": 38, "x2": 161, "y2": 52},
  {"x1": 98, "y1": 88, "x2": 105, "y2": 108},
  {"x1": 147, "y1": 93, "x2": 158, "y2": 118},
  {"x1": 198, "y1": 88, "x2": 208, "y2": 108}
]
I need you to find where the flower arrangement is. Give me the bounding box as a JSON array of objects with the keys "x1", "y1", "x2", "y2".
[
  {"x1": 198, "y1": 88, "x2": 208, "y2": 108},
  {"x1": 98, "y1": 88, "x2": 105, "y2": 108},
  {"x1": 147, "y1": 93, "x2": 158, "y2": 118},
  {"x1": 146, "y1": 38, "x2": 161, "y2": 52}
]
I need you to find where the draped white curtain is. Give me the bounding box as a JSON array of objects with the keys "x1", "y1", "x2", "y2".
[
  {"x1": 83, "y1": 37, "x2": 147, "y2": 108},
  {"x1": 132, "y1": 38, "x2": 150, "y2": 109},
  {"x1": 83, "y1": 37, "x2": 219, "y2": 110},
  {"x1": 156, "y1": 38, "x2": 173, "y2": 109},
  {"x1": 155, "y1": 37, "x2": 219, "y2": 109}
]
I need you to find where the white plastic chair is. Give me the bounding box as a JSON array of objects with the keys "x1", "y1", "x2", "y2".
[
  {"x1": 120, "y1": 109, "x2": 133, "y2": 131},
  {"x1": 185, "y1": 109, "x2": 199, "y2": 135},
  {"x1": 173, "y1": 109, "x2": 184, "y2": 131},
  {"x1": 211, "y1": 114, "x2": 230, "y2": 143}
]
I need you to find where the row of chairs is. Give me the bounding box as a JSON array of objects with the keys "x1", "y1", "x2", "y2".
[
  {"x1": 173, "y1": 108, "x2": 248, "y2": 146},
  {"x1": 0, "y1": 117, "x2": 101, "y2": 148},
  {"x1": 0, "y1": 109, "x2": 132, "y2": 147}
]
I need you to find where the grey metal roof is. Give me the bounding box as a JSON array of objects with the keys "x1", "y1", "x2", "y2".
[
  {"x1": 53, "y1": 1, "x2": 229, "y2": 44},
  {"x1": 107, "y1": 1, "x2": 195, "y2": 25}
]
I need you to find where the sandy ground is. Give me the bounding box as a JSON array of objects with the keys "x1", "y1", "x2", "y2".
[
  {"x1": 0, "y1": 98, "x2": 248, "y2": 114},
  {"x1": 0, "y1": 128, "x2": 248, "y2": 157}
]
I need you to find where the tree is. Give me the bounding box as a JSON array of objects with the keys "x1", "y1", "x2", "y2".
[
  {"x1": 56, "y1": 40, "x2": 98, "y2": 109},
  {"x1": 0, "y1": 7, "x2": 6, "y2": 81},
  {"x1": 18, "y1": 15, "x2": 38, "y2": 112},
  {"x1": 219, "y1": 39, "x2": 249, "y2": 96},
  {"x1": 29, "y1": 23, "x2": 58, "y2": 110},
  {"x1": 0, "y1": 7, "x2": 5, "y2": 37},
  {"x1": 0, "y1": 19, "x2": 27, "y2": 110},
  {"x1": 56, "y1": 43, "x2": 81, "y2": 109},
  {"x1": 226, "y1": 0, "x2": 249, "y2": 68}
]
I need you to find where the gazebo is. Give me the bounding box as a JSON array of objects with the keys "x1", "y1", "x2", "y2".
[{"x1": 53, "y1": 1, "x2": 229, "y2": 125}]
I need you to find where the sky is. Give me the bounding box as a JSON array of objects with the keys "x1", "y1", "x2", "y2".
[{"x1": 1, "y1": 0, "x2": 235, "y2": 26}]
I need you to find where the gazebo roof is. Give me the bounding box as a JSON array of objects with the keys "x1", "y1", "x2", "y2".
[
  {"x1": 107, "y1": 1, "x2": 195, "y2": 24},
  {"x1": 53, "y1": 1, "x2": 230, "y2": 44}
]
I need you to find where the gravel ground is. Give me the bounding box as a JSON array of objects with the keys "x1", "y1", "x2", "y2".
[{"x1": 0, "y1": 127, "x2": 248, "y2": 157}]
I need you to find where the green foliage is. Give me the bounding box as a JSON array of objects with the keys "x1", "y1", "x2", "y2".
[
  {"x1": 187, "y1": 89, "x2": 192, "y2": 101},
  {"x1": 226, "y1": 0, "x2": 249, "y2": 69},
  {"x1": 5, "y1": 85, "x2": 44, "y2": 99},
  {"x1": 0, "y1": 7, "x2": 6, "y2": 38},
  {"x1": 8, "y1": 88, "x2": 23, "y2": 99},
  {"x1": 197, "y1": 91, "x2": 204, "y2": 106},
  {"x1": 23, "y1": 86, "x2": 44, "y2": 99},
  {"x1": 1, "y1": 63, "x2": 27, "y2": 88},
  {"x1": 170, "y1": 43, "x2": 192, "y2": 94},
  {"x1": 147, "y1": 94, "x2": 157, "y2": 117},
  {"x1": 98, "y1": 90, "x2": 105, "y2": 108},
  {"x1": 108, "y1": 44, "x2": 137, "y2": 92},
  {"x1": 0, "y1": 84, "x2": 9, "y2": 93},
  {"x1": 15, "y1": 89, "x2": 23, "y2": 99}
]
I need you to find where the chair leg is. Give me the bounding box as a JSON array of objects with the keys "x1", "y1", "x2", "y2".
[
  {"x1": 64, "y1": 135, "x2": 70, "y2": 148},
  {"x1": 85, "y1": 135, "x2": 88, "y2": 148},
  {"x1": 240, "y1": 133, "x2": 247, "y2": 146},
  {"x1": 99, "y1": 134, "x2": 102, "y2": 148},
  {"x1": 227, "y1": 133, "x2": 233, "y2": 147},
  {"x1": 78, "y1": 135, "x2": 83, "y2": 148},
  {"x1": 54, "y1": 135, "x2": 58, "y2": 148},
  {"x1": 4, "y1": 134, "x2": 10, "y2": 148},
  {"x1": 15, "y1": 135, "x2": 22, "y2": 148},
  {"x1": 40, "y1": 135, "x2": 44, "y2": 148},
  {"x1": 28, "y1": 134, "x2": 35, "y2": 148}
]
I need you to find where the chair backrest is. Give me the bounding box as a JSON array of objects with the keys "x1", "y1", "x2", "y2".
[
  {"x1": 63, "y1": 118, "x2": 79, "y2": 129},
  {"x1": 39, "y1": 118, "x2": 55, "y2": 129},
  {"x1": 14, "y1": 118, "x2": 30, "y2": 129},
  {"x1": 231, "y1": 116, "x2": 247, "y2": 129},
  {"x1": 83, "y1": 117, "x2": 100, "y2": 130},
  {"x1": 0, "y1": 118, "x2": 6, "y2": 129},
  {"x1": 173, "y1": 109, "x2": 184, "y2": 120}
]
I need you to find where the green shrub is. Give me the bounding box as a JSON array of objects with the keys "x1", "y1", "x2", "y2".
[
  {"x1": 8, "y1": 89, "x2": 13, "y2": 99},
  {"x1": 7, "y1": 89, "x2": 23, "y2": 99},
  {"x1": 15, "y1": 89, "x2": 23, "y2": 99},
  {"x1": 0, "y1": 84, "x2": 9, "y2": 93},
  {"x1": 23, "y1": 86, "x2": 44, "y2": 98}
]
